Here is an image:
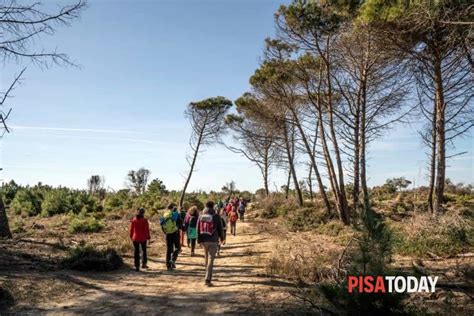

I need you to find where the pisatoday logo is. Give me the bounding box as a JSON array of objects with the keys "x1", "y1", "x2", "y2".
[{"x1": 348, "y1": 276, "x2": 438, "y2": 293}]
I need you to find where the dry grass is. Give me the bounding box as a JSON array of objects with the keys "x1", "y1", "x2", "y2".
[{"x1": 389, "y1": 211, "x2": 474, "y2": 257}]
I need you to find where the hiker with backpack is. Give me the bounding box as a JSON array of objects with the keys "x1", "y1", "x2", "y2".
[
  {"x1": 160, "y1": 203, "x2": 182, "y2": 271},
  {"x1": 197, "y1": 201, "x2": 224, "y2": 286},
  {"x1": 238, "y1": 197, "x2": 246, "y2": 222},
  {"x1": 129, "y1": 207, "x2": 150, "y2": 271},
  {"x1": 225, "y1": 201, "x2": 233, "y2": 215},
  {"x1": 229, "y1": 207, "x2": 238, "y2": 236},
  {"x1": 183, "y1": 205, "x2": 199, "y2": 256},
  {"x1": 179, "y1": 206, "x2": 187, "y2": 248},
  {"x1": 217, "y1": 199, "x2": 224, "y2": 211},
  {"x1": 232, "y1": 197, "x2": 239, "y2": 212},
  {"x1": 217, "y1": 208, "x2": 228, "y2": 256}
]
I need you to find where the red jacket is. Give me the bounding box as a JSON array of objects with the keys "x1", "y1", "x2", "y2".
[{"x1": 129, "y1": 217, "x2": 150, "y2": 242}]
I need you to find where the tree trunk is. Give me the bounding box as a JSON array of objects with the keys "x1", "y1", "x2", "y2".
[
  {"x1": 353, "y1": 104, "x2": 361, "y2": 213},
  {"x1": 308, "y1": 163, "x2": 314, "y2": 201},
  {"x1": 360, "y1": 62, "x2": 370, "y2": 214},
  {"x1": 317, "y1": 102, "x2": 343, "y2": 218},
  {"x1": 179, "y1": 126, "x2": 205, "y2": 208},
  {"x1": 326, "y1": 82, "x2": 350, "y2": 224},
  {"x1": 263, "y1": 147, "x2": 270, "y2": 196},
  {"x1": 289, "y1": 107, "x2": 331, "y2": 213},
  {"x1": 433, "y1": 58, "x2": 446, "y2": 213},
  {"x1": 428, "y1": 97, "x2": 438, "y2": 213},
  {"x1": 285, "y1": 168, "x2": 291, "y2": 199},
  {"x1": 360, "y1": 117, "x2": 370, "y2": 213},
  {"x1": 0, "y1": 198, "x2": 12, "y2": 239},
  {"x1": 284, "y1": 122, "x2": 303, "y2": 207}
]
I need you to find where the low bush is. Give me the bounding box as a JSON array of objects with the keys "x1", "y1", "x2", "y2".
[
  {"x1": 69, "y1": 215, "x2": 104, "y2": 234},
  {"x1": 257, "y1": 195, "x2": 282, "y2": 218},
  {"x1": 315, "y1": 220, "x2": 346, "y2": 236},
  {"x1": 10, "y1": 189, "x2": 41, "y2": 216},
  {"x1": 62, "y1": 243, "x2": 123, "y2": 271},
  {"x1": 391, "y1": 213, "x2": 473, "y2": 257},
  {"x1": 11, "y1": 219, "x2": 26, "y2": 234},
  {"x1": 285, "y1": 207, "x2": 327, "y2": 232}
]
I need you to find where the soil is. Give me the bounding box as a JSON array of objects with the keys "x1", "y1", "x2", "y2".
[{"x1": 1, "y1": 217, "x2": 297, "y2": 315}]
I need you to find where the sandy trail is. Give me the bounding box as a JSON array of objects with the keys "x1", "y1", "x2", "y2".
[{"x1": 19, "y1": 220, "x2": 293, "y2": 315}]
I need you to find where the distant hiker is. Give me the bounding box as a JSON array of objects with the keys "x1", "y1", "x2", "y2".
[
  {"x1": 183, "y1": 205, "x2": 199, "y2": 256},
  {"x1": 225, "y1": 201, "x2": 233, "y2": 215},
  {"x1": 217, "y1": 199, "x2": 224, "y2": 211},
  {"x1": 129, "y1": 207, "x2": 150, "y2": 271},
  {"x1": 217, "y1": 208, "x2": 228, "y2": 256},
  {"x1": 179, "y1": 206, "x2": 187, "y2": 247},
  {"x1": 197, "y1": 201, "x2": 224, "y2": 286},
  {"x1": 232, "y1": 197, "x2": 239, "y2": 212},
  {"x1": 229, "y1": 207, "x2": 238, "y2": 236},
  {"x1": 160, "y1": 203, "x2": 182, "y2": 271},
  {"x1": 238, "y1": 197, "x2": 246, "y2": 222}
]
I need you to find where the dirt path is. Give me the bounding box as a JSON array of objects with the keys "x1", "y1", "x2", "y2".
[{"x1": 12, "y1": 220, "x2": 293, "y2": 315}]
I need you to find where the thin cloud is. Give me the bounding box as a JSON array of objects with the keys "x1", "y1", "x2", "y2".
[{"x1": 10, "y1": 125, "x2": 141, "y2": 134}]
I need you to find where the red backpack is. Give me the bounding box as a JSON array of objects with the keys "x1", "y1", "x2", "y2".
[
  {"x1": 199, "y1": 214, "x2": 215, "y2": 236},
  {"x1": 230, "y1": 211, "x2": 238, "y2": 223}
]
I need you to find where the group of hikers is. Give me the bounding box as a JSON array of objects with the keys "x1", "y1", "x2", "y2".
[{"x1": 129, "y1": 197, "x2": 247, "y2": 286}]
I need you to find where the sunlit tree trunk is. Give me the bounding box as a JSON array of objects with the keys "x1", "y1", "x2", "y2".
[
  {"x1": 283, "y1": 122, "x2": 303, "y2": 206},
  {"x1": 433, "y1": 56, "x2": 446, "y2": 213}
]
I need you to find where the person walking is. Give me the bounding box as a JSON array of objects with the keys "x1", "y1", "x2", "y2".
[
  {"x1": 160, "y1": 203, "x2": 182, "y2": 271},
  {"x1": 179, "y1": 206, "x2": 187, "y2": 248},
  {"x1": 217, "y1": 208, "x2": 228, "y2": 256},
  {"x1": 238, "y1": 197, "x2": 246, "y2": 222},
  {"x1": 197, "y1": 201, "x2": 224, "y2": 287},
  {"x1": 129, "y1": 207, "x2": 150, "y2": 272},
  {"x1": 229, "y1": 207, "x2": 238, "y2": 236},
  {"x1": 183, "y1": 205, "x2": 199, "y2": 256},
  {"x1": 225, "y1": 201, "x2": 233, "y2": 215},
  {"x1": 217, "y1": 199, "x2": 224, "y2": 211}
]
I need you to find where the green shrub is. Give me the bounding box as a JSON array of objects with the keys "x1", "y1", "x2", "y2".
[
  {"x1": 62, "y1": 243, "x2": 123, "y2": 271},
  {"x1": 11, "y1": 219, "x2": 26, "y2": 234},
  {"x1": 315, "y1": 220, "x2": 346, "y2": 236},
  {"x1": 69, "y1": 215, "x2": 104, "y2": 234},
  {"x1": 41, "y1": 189, "x2": 69, "y2": 216},
  {"x1": 286, "y1": 207, "x2": 327, "y2": 232},
  {"x1": 183, "y1": 194, "x2": 204, "y2": 211},
  {"x1": 392, "y1": 214, "x2": 473, "y2": 257},
  {"x1": 104, "y1": 194, "x2": 125, "y2": 212},
  {"x1": 312, "y1": 279, "x2": 407, "y2": 315},
  {"x1": 292, "y1": 207, "x2": 410, "y2": 314},
  {"x1": 10, "y1": 189, "x2": 41, "y2": 216}
]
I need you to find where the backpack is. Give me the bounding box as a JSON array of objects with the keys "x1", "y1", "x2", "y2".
[
  {"x1": 230, "y1": 211, "x2": 238, "y2": 223},
  {"x1": 199, "y1": 214, "x2": 215, "y2": 236},
  {"x1": 161, "y1": 210, "x2": 178, "y2": 234},
  {"x1": 187, "y1": 226, "x2": 197, "y2": 239}
]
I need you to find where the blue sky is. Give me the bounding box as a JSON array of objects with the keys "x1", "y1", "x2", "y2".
[{"x1": 1, "y1": 0, "x2": 472, "y2": 192}]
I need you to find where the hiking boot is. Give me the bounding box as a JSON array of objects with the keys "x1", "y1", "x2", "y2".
[
  {"x1": 205, "y1": 281, "x2": 213, "y2": 287},
  {"x1": 141, "y1": 264, "x2": 149, "y2": 269},
  {"x1": 172, "y1": 261, "x2": 176, "y2": 269}
]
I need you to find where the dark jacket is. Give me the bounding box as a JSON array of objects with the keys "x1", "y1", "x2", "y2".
[{"x1": 197, "y1": 208, "x2": 224, "y2": 243}]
